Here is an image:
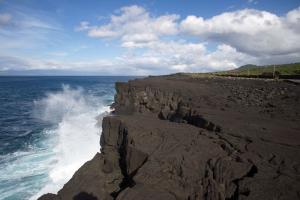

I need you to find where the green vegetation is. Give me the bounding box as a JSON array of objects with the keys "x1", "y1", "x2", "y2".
[
  {"x1": 214, "y1": 62, "x2": 300, "y2": 76},
  {"x1": 171, "y1": 63, "x2": 300, "y2": 79}
]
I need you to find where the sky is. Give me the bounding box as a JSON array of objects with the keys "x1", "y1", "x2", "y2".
[{"x1": 0, "y1": 0, "x2": 299, "y2": 75}]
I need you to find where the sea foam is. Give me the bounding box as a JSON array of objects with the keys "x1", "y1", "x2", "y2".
[{"x1": 30, "y1": 85, "x2": 109, "y2": 199}]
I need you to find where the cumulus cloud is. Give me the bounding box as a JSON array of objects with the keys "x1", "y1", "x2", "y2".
[
  {"x1": 0, "y1": 41, "x2": 251, "y2": 75},
  {"x1": 3, "y1": 39, "x2": 298, "y2": 75},
  {"x1": 120, "y1": 42, "x2": 252, "y2": 73},
  {"x1": 77, "y1": 5, "x2": 179, "y2": 47},
  {"x1": 180, "y1": 7, "x2": 300, "y2": 56},
  {"x1": 2, "y1": 5, "x2": 300, "y2": 75},
  {"x1": 74, "y1": 5, "x2": 300, "y2": 74},
  {"x1": 138, "y1": 42, "x2": 254, "y2": 72}
]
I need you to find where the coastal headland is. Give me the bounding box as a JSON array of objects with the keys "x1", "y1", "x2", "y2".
[{"x1": 39, "y1": 74, "x2": 300, "y2": 200}]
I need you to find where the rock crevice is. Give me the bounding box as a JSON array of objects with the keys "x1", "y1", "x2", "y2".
[{"x1": 39, "y1": 75, "x2": 300, "y2": 200}]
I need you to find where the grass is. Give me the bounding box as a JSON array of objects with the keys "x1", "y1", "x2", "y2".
[
  {"x1": 214, "y1": 63, "x2": 300, "y2": 76},
  {"x1": 171, "y1": 62, "x2": 300, "y2": 79}
]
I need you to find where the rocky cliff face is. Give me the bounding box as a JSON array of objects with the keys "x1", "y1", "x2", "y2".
[{"x1": 39, "y1": 75, "x2": 300, "y2": 200}]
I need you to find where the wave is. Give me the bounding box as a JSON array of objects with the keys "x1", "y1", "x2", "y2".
[
  {"x1": 0, "y1": 130, "x2": 56, "y2": 200},
  {"x1": 0, "y1": 84, "x2": 110, "y2": 199},
  {"x1": 28, "y1": 85, "x2": 110, "y2": 199}
]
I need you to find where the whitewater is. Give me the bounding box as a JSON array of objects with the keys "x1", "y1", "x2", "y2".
[
  {"x1": 0, "y1": 76, "x2": 133, "y2": 200},
  {"x1": 29, "y1": 85, "x2": 109, "y2": 199}
]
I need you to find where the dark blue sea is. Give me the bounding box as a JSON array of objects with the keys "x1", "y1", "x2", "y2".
[{"x1": 0, "y1": 76, "x2": 135, "y2": 200}]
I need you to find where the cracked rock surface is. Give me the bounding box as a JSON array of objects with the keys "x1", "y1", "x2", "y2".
[{"x1": 39, "y1": 75, "x2": 300, "y2": 200}]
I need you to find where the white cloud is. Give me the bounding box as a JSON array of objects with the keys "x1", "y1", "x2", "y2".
[
  {"x1": 2, "y1": 5, "x2": 300, "y2": 75},
  {"x1": 73, "y1": 5, "x2": 300, "y2": 74},
  {"x1": 114, "y1": 41, "x2": 252, "y2": 73},
  {"x1": 0, "y1": 41, "x2": 248, "y2": 75},
  {"x1": 180, "y1": 8, "x2": 300, "y2": 56},
  {"x1": 286, "y1": 7, "x2": 300, "y2": 31},
  {"x1": 78, "y1": 5, "x2": 179, "y2": 47},
  {"x1": 88, "y1": 25, "x2": 119, "y2": 38},
  {"x1": 2, "y1": 39, "x2": 299, "y2": 75},
  {"x1": 0, "y1": 54, "x2": 159, "y2": 75},
  {"x1": 201, "y1": 44, "x2": 254, "y2": 70},
  {"x1": 0, "y1": 55, "x2": 111, "y2": 71}
]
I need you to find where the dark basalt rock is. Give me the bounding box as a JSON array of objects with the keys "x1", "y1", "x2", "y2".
[
  {"x1": 38, "y1": 75, "x2": 300, "y2": 200},
  {"x1": 38, "y1": 194, "x2": 59, "y2": 200}
]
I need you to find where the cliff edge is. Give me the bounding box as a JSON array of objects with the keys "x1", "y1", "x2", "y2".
[{"x1": 39, "y1": 75, "x2": 300, "y2": 200}]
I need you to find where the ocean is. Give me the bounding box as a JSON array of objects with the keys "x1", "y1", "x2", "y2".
[{"x1": 0, "y1": 76, "x2": 135, "y2": 200}]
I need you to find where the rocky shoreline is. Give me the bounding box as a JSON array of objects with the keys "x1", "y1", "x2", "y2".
[{"x1": 39, "y1": 75, "x2": 300, "y2": 200}]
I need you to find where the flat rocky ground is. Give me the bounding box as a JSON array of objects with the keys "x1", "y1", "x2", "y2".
[{"x1": 39, "y1": 75, "x2": 300, "y2": 200}]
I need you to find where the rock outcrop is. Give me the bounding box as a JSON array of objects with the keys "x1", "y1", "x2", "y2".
[{"x1": 39, "y1": 75, "x2": 300, "y2": 200}]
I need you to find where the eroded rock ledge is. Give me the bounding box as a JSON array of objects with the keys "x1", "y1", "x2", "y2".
[{"x1": 39, "y1": 75, "x2": 300, "y2": 200}]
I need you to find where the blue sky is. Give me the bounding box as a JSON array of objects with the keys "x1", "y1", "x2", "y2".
[{"x1": 0, "y1": 0, "x2": 299, "y2": 75}]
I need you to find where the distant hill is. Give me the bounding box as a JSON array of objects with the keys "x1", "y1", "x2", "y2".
[
  {"x1": 215, "y1": 62, "x2": 300, "y2": 77},
  {"x1": 179, "y1": 62, "x2": 300, "y2": 79},
  {"x1": 236, "y1": 64, "x2": 258, "y2": 70}
]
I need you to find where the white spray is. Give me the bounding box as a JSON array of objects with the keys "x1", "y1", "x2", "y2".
[{"x1": 30, "y1": 85, "x2": 110, "y2": 199}]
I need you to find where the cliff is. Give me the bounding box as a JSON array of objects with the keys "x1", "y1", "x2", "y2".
[{"x1": 39, "y1": 75, "x2": 300, "y2": 200}]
